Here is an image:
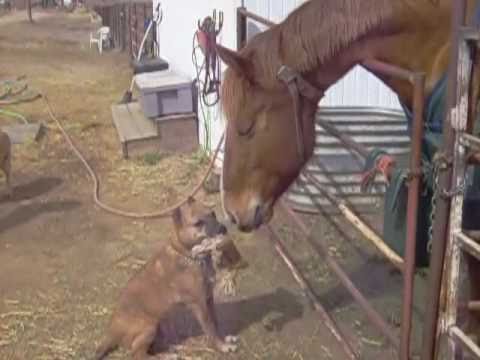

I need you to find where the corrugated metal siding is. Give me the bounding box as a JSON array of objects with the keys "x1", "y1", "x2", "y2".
[
  {"x1": 244, "y1": 0, "x2": 402, "y2": 109},
  {"x1": 286, "y1": 107, "x2": 410, "y2": 213}
]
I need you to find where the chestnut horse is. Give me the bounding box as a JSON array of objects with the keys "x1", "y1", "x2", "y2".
[{"x1": 217, "y1": 0, "x2": 480, "y2": 232}]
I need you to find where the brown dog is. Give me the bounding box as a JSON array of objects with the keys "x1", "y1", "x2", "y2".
[
  {"x1": 0, "y1": 130, "x2": 12, "y2": 197},
  {"x1": 96, "y1": 198, "x2": 241, "y2": 360}
]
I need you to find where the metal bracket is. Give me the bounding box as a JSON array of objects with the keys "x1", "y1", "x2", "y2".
[
  {"x1": 441, "y1": 182, "x2": 467, "y2": 199},
  {"x1": 277, "y1": 65, "x2": 298, "y2": 85}
]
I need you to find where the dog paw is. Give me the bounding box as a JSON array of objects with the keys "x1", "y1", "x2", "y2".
[
  {"x1": 217, "y1": 340, "x2": 238, "y2": 353},
  {"x1": 155, "y1": 353, "x2": 179, "y2": 360},
  {"x1": 225, "y1": 335, "x2": 238, "y2": 344}
]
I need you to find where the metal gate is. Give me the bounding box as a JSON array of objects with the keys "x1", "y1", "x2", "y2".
[{"x1": 236, "y1": 3, "x2": 480, "y2": 359}]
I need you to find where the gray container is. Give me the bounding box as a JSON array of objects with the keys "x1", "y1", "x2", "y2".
[{"x1": 135, "y1": 70, "x2": 194, "y2": 118}]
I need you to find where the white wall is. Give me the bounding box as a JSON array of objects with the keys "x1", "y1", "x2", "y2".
[{"x1": 154, "y1": 0, "x2": 241, "y2": 160}]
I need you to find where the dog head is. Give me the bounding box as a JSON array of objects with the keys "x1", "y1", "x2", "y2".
[{"x1": 171, "y1": 197, "x2": 228, "y2": 257}]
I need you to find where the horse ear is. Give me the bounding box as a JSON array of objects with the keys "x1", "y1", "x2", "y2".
[{"x1": 216, "y1": 44, "x2": 252, "y2": 79}]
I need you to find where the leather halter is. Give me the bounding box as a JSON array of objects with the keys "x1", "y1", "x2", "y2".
[{"x1": 276, "y1": 65, "x2": 325, "y2": 161}]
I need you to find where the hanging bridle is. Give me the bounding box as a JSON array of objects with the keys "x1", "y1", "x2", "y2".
[
  {"x1": 277, "y1": 65, "x2": 325, "y2": 162},
  {"x1": 196, "y1": 10, "x2": 224, "y2": 106}
]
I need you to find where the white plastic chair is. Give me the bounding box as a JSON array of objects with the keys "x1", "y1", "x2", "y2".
[{"x1": 89, "y1": 26, "x2": 111, "y2": 54}]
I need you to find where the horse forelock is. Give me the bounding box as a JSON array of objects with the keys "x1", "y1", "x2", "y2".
[{"x1": 220, "y1": 67, "x2": 249, "y2": 122}]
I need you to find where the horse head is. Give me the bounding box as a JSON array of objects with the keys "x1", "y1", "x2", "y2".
[{"x1": 217, "y1": 44, "x2": 321, "y2": 232}]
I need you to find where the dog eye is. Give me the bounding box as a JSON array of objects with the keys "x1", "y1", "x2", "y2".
[
  {"x1": 194, "y1": 220, "x2": 205, "y2": 227},
  {"x1": 209, "y1": 211, "x2": 216, "y2": 219}
]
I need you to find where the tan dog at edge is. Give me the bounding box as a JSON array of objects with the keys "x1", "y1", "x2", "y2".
[
  {"x1": 0, "y1": 130, "x2": 12, "y2": 197},
  {"x1": 96, "y1": 197, "x2": 244, "y2": 360}
]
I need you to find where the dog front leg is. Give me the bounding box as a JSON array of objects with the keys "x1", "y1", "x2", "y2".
[
  {"x1": 189, "y1": 300, "x2": 237, "y2": 353},
  {"x1": 2, "y1": 155, "x2": 12, "y2": 197},
  {"x1": 206, "y1": 296, "x2": 239, "y2": 347},
  {"x1": 206, "y1": 296, "x2": 219, "y2": 331},
  {"x1": 131, "y1": 326, "x2": 156, "y2": 360}
]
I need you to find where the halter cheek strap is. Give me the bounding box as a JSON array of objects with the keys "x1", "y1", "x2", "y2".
[{"x1": 277, "y1": 65, "x2": 325, "y2": 162}]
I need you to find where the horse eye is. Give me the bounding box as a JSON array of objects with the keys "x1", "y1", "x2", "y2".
[{"x1": 237, "y1": 119, "x2": 256, "y2": 138}]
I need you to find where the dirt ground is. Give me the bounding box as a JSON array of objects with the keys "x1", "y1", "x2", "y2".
[{"x1": 0, "y1": 9, "x2": 429, "y2": 360}]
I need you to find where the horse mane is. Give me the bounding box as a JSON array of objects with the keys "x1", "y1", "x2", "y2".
[
  {"x1": 279, "y1": 0, "x2": 394, "y2": 70},
  {"x1": 221, "y1": 0, "x2": 395, "y2": 120}
]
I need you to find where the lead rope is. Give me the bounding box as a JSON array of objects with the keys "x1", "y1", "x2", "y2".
[{"x1": 43, "y1": 94, "x2": 225, "y2": 219}]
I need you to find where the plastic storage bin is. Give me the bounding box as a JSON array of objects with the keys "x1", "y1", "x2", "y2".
[{"x1": 135, "y1": 70, "x2": 193, "y2": 118}]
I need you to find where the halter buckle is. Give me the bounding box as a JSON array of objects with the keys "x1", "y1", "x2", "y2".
[{"x1": 277, "y1": 65, "x2": 298, "y2": 85}]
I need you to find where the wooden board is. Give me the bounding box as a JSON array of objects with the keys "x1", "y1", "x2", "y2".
[
  {"x1": 111, "y1": 102, "x2": 198, "y2": 158},
  {"x1": 112, "y1": 102, "x2": 160, "y2": 158},
  {"x1": 1, "y1": 124, "x2": 44, "y2": 144},
  {"x1": 157, "y1": 113, "x2": 198, "y2": 153}
]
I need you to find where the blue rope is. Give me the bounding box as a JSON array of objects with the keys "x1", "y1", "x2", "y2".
[
  {"x1": 475, "y1": 1, "x2": 480, "y2": 26},
  {"x1": 401, "y1": 73, "x2": 447, "y2": 134}
]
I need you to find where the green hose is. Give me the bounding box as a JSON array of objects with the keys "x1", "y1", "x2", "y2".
[{"x1": 0, "y1": 108, "x2": 29, "y2": 124}]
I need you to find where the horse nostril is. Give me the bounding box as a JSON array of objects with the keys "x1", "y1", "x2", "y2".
[
  {"x1": 253, "y1": 205, "x2": 263, "y2": 228},
  {"x1": 219, "y1": 224, "x2": 227, "y2": 235}
]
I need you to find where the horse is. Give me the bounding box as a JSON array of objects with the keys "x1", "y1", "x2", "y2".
[
  {"x1": 216, "y1": 0, "x2": 480, "y2": 346},
  {"x1": 217, "y1": 0, "x2": 480, "y2": 232}
]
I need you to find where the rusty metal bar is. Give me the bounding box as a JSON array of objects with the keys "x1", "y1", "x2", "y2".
[
  {"x1": 457, "y1": 231, "x2": 480, "y2": 260},
  {"x1": 316, "y1": 118, "x2": 369, "y2": 158},
  {"x1": 363, "y1": 59, "x2": 417, "y2": 83},
  {"x1": 302, "y1": 171, "x2": 404, "y2": 271},
  {"x1": 236, "y1": 6, "x2": 247, "y2": 50},
  {"x1": 280, "y1": 200, "x2": 401, "y2": 348},
  {"x1": 468, "y1": 301, "x2": 480, "y2": 312},
  {"x1": 420, "y1": 1, "x2": 468, "y2": 358},
  {"x1": 266, "y1": 225, "x2": 359, "y2": 360},
  {"x1": 317, "y1": 116, "x2": 396, "y2": 181},
  {"x1": 237, "y1": 7, "x2": 276, "y2": 28},
  {"x1": 399, "y1": 73, "x2": 426, "y2": 360},
  {"x1": 449, "y1": 326, "x2": 480, "y2": 358}
]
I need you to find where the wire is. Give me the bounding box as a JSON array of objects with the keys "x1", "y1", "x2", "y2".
[
  {"x1": 192, "y1": 32, "x2": 221, "y2": 107},
  {"x1": 0, "y1": 108, "x2": 29, "y2": 124},
  {"x1": 192, "y1": 33, "x2": 214, "y2": 151}
]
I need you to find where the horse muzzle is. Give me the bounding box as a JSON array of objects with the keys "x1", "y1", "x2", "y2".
[{"x1": 225, "y1": 197, "x2": 273, "y2": 233}]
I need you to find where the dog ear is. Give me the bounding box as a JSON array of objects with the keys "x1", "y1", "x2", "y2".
[{"x1": 172, "y1": 207, "x2": 183, "y2": 226}]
